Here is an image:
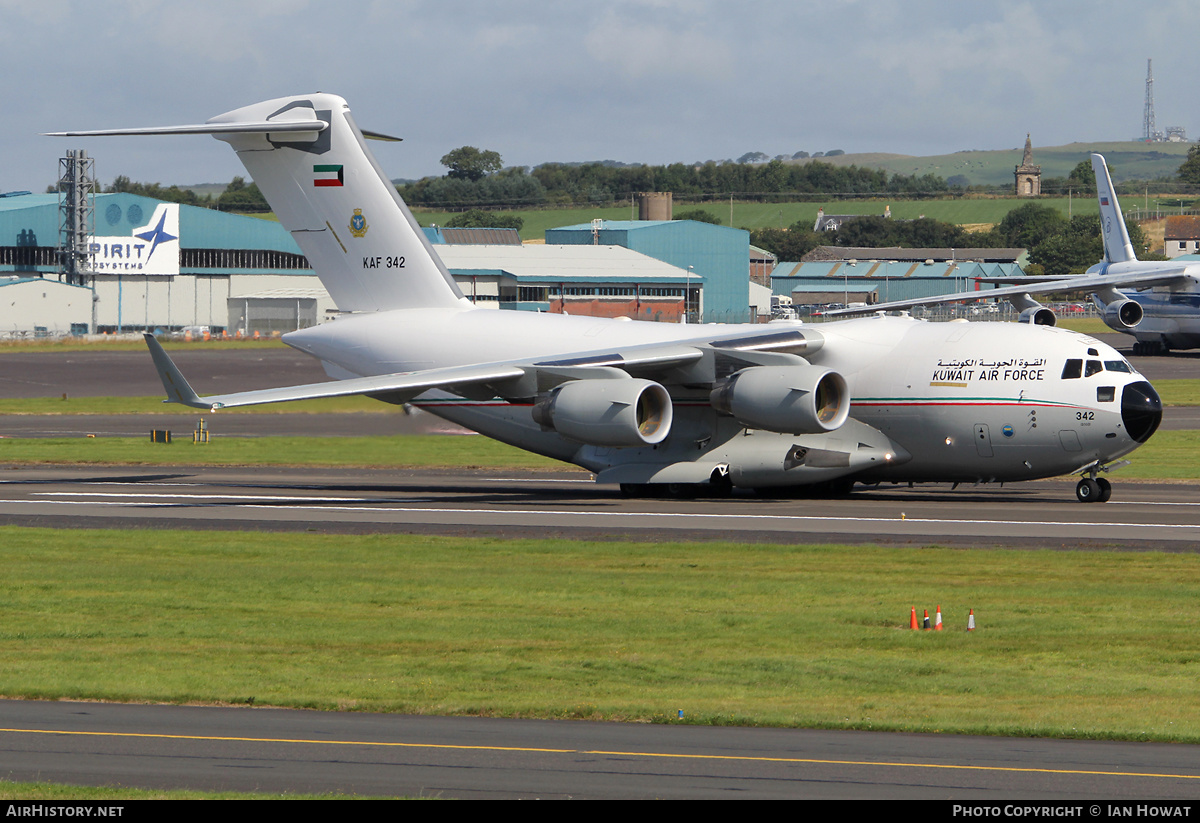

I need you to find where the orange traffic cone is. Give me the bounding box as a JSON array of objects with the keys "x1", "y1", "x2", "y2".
[
  {"x1": 922, "y1": 609, "x2": 930, "y2": 630},
  {"x1": 967, "y1": 609, "x2": 975, "y2": 631},
  {"x1": 910, "y1": 607, "x2": 918, "y2": 630},
  {"x1": 934, "y1": 605, "x2": 943, "y2": 631}
]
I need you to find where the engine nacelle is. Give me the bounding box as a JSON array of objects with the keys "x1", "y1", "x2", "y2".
[
  {"x1": 1102, "y1": 298, "x2": 1143, "y2": 330},
  {"x1": 531, "y1": 378, "x2": 673, "y2": 447},
  {"x1": 1018, "y1": 306, "x2": 1057, "y2": 326},
  {"x1": 709, "y1": 365, "x2": 849, "y2": 434}
]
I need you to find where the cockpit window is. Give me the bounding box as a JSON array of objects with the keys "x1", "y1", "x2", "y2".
[
  {"x1": 1061, "y1": 359, "x2": 1082, "y2": 379},
  {"x1": 1085, "y1": 360, "x2": 1103, "y2": 377},
  {"x1": 1104, "y1": 360, "x2": 1132, "y2": 373}
]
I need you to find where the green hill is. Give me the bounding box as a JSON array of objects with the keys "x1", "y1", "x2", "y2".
[{"x1": 796, "y1": 142, "x2": 1192, "y2": 187}]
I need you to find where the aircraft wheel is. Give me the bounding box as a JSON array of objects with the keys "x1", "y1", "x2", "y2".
[
  {"x1": 620, "y1": 483, "x2": 649, "y2": 498},
  {"x1": 665, "y1": 482, "x2": 698, "y2": 499},
  {"x1": 825, "y1": 478, "x2": 856, "y2": 497},
  {"x1": 708, "y1": 476, "x2": 733, "y2": 498},
  {"x1": 1076, "y1": 478, "x2": 1101, "y2": 503},
  {"x1": 1096, "y1": 477, "x2": 1112, "y2": 503}
]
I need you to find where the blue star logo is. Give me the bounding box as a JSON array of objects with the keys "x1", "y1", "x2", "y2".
[{"x1": 134, "y1": 209, "x2": 178, "y2": 262}]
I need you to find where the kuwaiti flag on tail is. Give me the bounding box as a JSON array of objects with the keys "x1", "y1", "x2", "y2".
[{"x1": 313, "y1": 164, "x2": 344, "y2": 187}]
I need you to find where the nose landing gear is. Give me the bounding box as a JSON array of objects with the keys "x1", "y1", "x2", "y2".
[
  {"x1": 1075, "y1": 459, "x2": 1127, "y2": 503},
  {"x1": 1076, "y1": 476, "x2": 1112, "y2": 503}
]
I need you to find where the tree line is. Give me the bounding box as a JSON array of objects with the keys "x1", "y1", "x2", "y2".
[
  {"x1": 748, "y1": 202, "x2": 1155, "y2": 276},
  {"x1": 398, "y1": 153, "x2": 950, "y2": 209},
  {"x1": 96, "y1": 175, "x2": 270, "y2": 211}
]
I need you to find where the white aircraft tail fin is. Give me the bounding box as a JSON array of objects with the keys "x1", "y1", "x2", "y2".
[
  {"x1": 1091, "y1": 153, "x2": 1138, "y2": 264},
  {"x1": 52, "y1": 94, "x2": 466, "y2": 313}
]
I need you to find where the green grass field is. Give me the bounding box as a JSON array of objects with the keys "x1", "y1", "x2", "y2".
[
  {"x1": 0, "y1": 526, "x2": 1197, "y2": 741},
  {"x1": 1, "y1": 430, "x2": 1196, "y2": 478},
  {"x1": 0, "y1": 781, "x2": 370, "y2": 801},
  {"x1": 0, "y1": 433, "x2": 570, "y2": 470},
  {"x1": 411, "y1": 197, "x2": 1097, "y2": 241},
  {"x1": 800, "y1": 141, "x2": 1193, "y2": 188},
  {"x1": 0, "y1": 394, "x2": 399, "y2": 415},
  {"x1": 0, "y1": 337, "x2": 287, "y2": 353}
]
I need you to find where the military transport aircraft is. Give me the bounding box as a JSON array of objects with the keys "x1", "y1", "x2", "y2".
[
  {"x1": 51, "y1": 95, "x2": 1162, "y2": 502},
  {"x1": 828, "y1": 153, "x2": 1200, "y2": 355}
]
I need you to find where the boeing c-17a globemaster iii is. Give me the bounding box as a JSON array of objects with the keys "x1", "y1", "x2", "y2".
[{"x1": 50, "y1": 94, "x2": 1162, "y2": 502}]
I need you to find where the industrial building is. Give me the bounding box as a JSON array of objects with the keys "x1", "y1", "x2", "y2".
[
  {"x1": 0, "y1": 191, "x2": 321, "y2": 336},
  {"x1": 771, "y1": 246, "x2": 1026, "y2": 308},
  {"x1": 0, "y1": 188, "x2": 741, "y2": 335},
  {"x1": 546, "y1": 220, "x2": 756, "y2": 323}
]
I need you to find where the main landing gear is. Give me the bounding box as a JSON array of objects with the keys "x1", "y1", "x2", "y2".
[{"x1": 1132, "y1": 340, "x2": 1168, "y2": 356}]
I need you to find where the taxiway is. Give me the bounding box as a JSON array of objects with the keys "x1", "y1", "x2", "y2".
[{"x1": 0, "y1": 465, "x2": 1197, "y2": 549}]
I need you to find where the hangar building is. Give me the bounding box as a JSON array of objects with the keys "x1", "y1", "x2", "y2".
[
  {"x1": 0, "y1": 191, "x2": 319, "y2": 335},
  {"x1": 770, "y1": 246, "x2": 1026, "y2": 308},
  {"x1": 545, "y1": 220, "x2": 755, "y2": 323},
  {"x1": 0, "y1": 191, "x2": 721, "y2": 335}
]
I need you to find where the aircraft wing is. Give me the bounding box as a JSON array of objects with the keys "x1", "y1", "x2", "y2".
[
  {"x1": 145, "y1": 325, "x2": 824, "y2": 411},
  {"x1": 145, "y1": 333, "x2": 525, "y2": 410},
  {"x1": 823, "y1": 267, "x2": 1190, "y2": 317}
]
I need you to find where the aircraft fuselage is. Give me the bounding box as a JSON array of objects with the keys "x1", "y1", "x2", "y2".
[{"x1": 285, "y1": 310, "x2": 1158, "y2": 490}]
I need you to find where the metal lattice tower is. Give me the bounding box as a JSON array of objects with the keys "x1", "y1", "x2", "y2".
[
  {"x1": 56, "y1": 149, "x2": 96, "y2": 287},
  {"x1": 1143, "y1": 59, "x2": 1157, "y2": 142}
]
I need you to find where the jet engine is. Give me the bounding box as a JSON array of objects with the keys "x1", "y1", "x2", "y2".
[
  {"x1": 1017, "y1": 306, "x2": 1056, "y2": 326},
  {"x1": 709, "y1": 365, "x2": 849, "y2": 434},
  {"x1": 1101, "y1": 298, "x2": 1143, "y2": 329},
  {"x1": 531, "y1": 378, "x2": 673, "y2": 447}
]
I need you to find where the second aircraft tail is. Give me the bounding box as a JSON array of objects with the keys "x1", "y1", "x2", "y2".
[{"x1": 1091, "y1": 153, "x2": 1138, "y2": 265}]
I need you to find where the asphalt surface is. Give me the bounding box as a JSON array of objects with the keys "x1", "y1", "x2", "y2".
[
  {"x1": 0, "y1": 465, "x2": 1197, "y2": 550},
  {"x1": 0, "y1": 347, "x2": 329, "y2": 399},
  {"x1": 1, "y1": 700, "x2": 1196, "y2": 799}
]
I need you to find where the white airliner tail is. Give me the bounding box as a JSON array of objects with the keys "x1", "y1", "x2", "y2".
[
  {"x1": 1091, "y1": 153, "x2": 1138, "y2": 265},
  {"x1": 52, "y1": 94, "x2": 466, "y2": 313}
]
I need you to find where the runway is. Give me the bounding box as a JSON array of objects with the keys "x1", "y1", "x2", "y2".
[
  {"x1": 0, "y1": 465, "x2": 1198, "y2": 549},
  {"x1": 1, "y1": 700, "x2": 1197, "y2": 799}
]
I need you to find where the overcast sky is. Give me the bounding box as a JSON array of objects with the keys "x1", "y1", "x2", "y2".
[{"x1": 3, "y1": 1, "x2": 1198, "y2": 193}]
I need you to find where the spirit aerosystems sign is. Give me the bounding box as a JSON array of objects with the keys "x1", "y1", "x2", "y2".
[{"x1": 89, "y1": 203, "x2": 180, "y2": 276}]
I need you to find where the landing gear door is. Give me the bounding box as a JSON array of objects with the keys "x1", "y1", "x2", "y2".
[{"x1": 974, "y1": 423, "x2": 994, "y2": 457}]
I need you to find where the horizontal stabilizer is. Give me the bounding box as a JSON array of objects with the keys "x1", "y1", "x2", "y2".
[{"x1": 46, "y1": 120, "x2": 328, "y2": 138}]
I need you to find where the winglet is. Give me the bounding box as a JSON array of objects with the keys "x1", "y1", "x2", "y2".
[
  {"x1": 143, "y1": 333, "x2": 210, "y2": 409},
  {"x1": 1092, "y1": 153, "x2": 1138, "y2": 264}
]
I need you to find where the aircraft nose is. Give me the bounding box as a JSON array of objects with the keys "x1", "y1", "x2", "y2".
[{"x1": 1121, "y1": 380, "x2": 1162, "y2": 443}]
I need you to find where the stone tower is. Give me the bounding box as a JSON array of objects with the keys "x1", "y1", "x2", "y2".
[{"x1": 1014, "y1": 135, "x2": 1041, "y2": 196}]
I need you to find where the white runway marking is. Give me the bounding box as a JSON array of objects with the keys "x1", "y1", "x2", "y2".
[{"x1": 7, "y1": 494, "x2": 1200, "y2": 532}]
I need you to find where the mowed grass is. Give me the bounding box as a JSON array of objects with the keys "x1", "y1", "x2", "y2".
[
  {"x1": 412, "y1": 197, "x2": 1094, "y2": 241},
  {"x1": 0, "y1": 781, "x2": 376, "y2": 801},
  {"x1": 0, "y1": 338, "x2": 287, "y2": 353},
  {"x1": 0, "y1": 434, "x2": 570, "y2": 470},
  {"x1": 0, "y1": 395, "x2": 400, "y2": 415},
  {"x1": 0, "y1": 526, "x2": 1197, "y2": 741},
  {"x1": 1, "y1": 430, "x2": 1195, "y2": 477}
]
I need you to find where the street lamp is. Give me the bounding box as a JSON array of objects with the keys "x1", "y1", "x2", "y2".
[{"x1": 686, "y1": 265, "x2": 694, "y2": 324}]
